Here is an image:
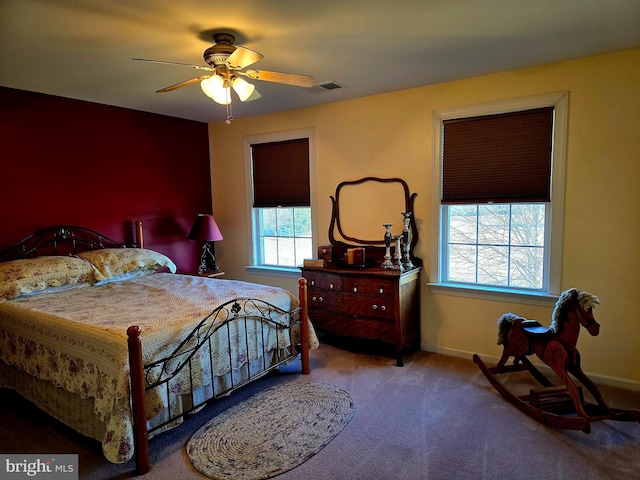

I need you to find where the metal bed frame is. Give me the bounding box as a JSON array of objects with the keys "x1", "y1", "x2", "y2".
[{"x1": 0, "y1": 222, "x2": 309, "y2": 473}]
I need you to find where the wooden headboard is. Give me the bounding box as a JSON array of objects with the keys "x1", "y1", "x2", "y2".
[{"x1": 0, "y1": 221, "x2": 144, "y2": 262}]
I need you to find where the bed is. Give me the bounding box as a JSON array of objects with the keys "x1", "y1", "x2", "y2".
[{"x1": 0, "y1": 223, "x2": 317, "y2": 473}]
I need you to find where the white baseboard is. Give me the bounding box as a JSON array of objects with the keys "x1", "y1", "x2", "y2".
[{"x1": 420, "y1": 343, "x2": 640, "y2": 392}]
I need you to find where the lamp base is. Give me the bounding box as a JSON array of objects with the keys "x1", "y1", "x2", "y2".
[{"x1": 197, "y1": 242, "x2": 219, "y2": 274}]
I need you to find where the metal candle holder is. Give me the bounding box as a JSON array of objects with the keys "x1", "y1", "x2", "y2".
[
  {"x1": 393, "y1": 234, "x2": 404, "y2": 271},
  {"x1": 382, "y1": 212, "x2": 415, "y2": 271},
  {"x1": 401, "y1": 212, "x2": 414, "y2": 269},
  {"x1": 381, "y1": 223, "x2": 394, "y2": 269}
]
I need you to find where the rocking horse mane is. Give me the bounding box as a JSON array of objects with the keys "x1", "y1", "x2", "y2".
[{"x1": 550, "y1": 288, "x2": 600, "y2": 333}]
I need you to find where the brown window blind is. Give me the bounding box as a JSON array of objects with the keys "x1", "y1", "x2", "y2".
[
  {"x1": 442, "y1": 107, "x2": 554, "y2": 204},
  {"x1": 251, "y1": 138, "x2": 310, "y2": 207}
]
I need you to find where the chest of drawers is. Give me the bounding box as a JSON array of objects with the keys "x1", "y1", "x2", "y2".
[{"x1": 300, "y1": 265, "x2": 421, "y2": 366}]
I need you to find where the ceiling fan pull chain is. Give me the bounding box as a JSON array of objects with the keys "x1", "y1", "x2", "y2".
[{"x1": 226, "y1": 98, "x2": 234, "y2": 124}]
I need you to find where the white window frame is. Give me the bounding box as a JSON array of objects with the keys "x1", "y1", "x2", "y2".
[
  {"x1": 243, "y1": 129, "x2": 317, "y2": 277},
  {"x1": 429, "y1": 93, "x2": 568, "y2": 305}
]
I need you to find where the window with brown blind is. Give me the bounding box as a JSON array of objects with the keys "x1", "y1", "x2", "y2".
[
  {"x1": 251, "y1": 138, "x2": 310, "y2": 207},
  {"x1": 246, "y1": 132, "x2": 315, "y2": 270},
  {"x1": 442, "y1": 107, "x2": 554, "y2": 205},
  {"x1": 431, "y1": 93, "x2": 568, "y2": 296}
]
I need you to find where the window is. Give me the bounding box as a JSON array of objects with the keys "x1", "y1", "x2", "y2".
[
  {"x1": 443, "y1": 203, "x2": 547, "y2": 289},
  {"x1": 244, "y1": 130, "x2": 316, "y2": 273},
  {"x1": 254, "y1": 206, "x2": 312, "y2": 267},
  {"x1": 431, "y1": 93, "x2": 568, "y2": 298}
]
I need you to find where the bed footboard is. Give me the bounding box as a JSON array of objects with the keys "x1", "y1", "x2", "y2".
[{"x1": 127, "y1": 278, "x2": 309, "y2": 474}]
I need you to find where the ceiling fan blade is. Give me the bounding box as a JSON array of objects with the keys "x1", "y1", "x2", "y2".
[
  {"x1": 133, "y1": 58, "x2": 215, "y2": 72},
  {"x1": 241, "y1": 69, "x2": 315, "y2": 88},
  {"x1": 156, "y1": 75, "x2": 211, "y2": 93},
  {"x1": 226, "y1": 46, "x2": 264, "y2": 70}
]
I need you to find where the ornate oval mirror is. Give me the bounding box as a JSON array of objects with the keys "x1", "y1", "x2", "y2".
[{"x1": 328, "y1": 177, "x2": 421, "y2": 266}]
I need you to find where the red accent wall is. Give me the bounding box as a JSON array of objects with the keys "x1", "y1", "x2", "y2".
[{"x1": 0, "y1": 87, "x2": 211, "y2": 273}]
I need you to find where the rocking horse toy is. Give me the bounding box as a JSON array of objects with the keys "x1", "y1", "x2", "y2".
[{"x1": 473, "y1": 288, "x2": 640, "y2": 433}]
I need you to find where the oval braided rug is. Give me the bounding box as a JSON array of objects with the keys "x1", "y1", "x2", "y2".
[{"x1": 186, "y1": 381, "x2": 355, "y2": 480}]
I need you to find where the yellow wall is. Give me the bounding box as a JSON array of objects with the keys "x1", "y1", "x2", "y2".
[{"x1": 209, "y1": 48, "x2": 640, "y2": 388}]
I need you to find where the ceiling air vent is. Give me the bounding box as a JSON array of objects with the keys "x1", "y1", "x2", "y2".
[
  {"x1": 309, "y1": 81, "x2": 346, "y2": 94},
  {"x1": 317, "y1": 81, "x2": 344, "y2": 90}
]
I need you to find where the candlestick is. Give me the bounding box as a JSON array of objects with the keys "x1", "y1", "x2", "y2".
[
  {"x1": 401, "y1": 212, "x2": 414, "y2": 269},
  {"x1": 381, "y1": 224, "x2": 394, "y2": 269},
  {"x1": 393, "y1": 234, "x2": 404, "y2": 271}
]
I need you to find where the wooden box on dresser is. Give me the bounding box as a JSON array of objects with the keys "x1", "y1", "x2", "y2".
[{"x1": 300, "y1": 264, "x2": 421, "y2": 366}]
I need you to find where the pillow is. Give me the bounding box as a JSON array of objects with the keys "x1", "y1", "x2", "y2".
[
  {"x1": 0, "y1": 256, "x2": 95, "y2": 300},
  {"x1": 76, "y1": 248, "x2": 177, "y2": 282}
]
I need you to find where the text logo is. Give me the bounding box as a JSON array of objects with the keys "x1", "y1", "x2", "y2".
[{"x1": 1, "y1": 455, "x2": 78, "y2": 479}]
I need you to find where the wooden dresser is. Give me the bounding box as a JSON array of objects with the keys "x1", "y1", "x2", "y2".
[
  {"x1": 303, "y1": 177, "x2": 423, "y2": 366},
  {"x1": 301, "y1": 263, "x2": 421, "y2": 366}
]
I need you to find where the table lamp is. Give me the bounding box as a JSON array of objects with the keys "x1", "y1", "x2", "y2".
[{"x1": 187, "y1": 214, "x2": 224, "y2": 274}]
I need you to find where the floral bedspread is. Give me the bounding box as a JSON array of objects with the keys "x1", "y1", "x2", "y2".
[{"x1": 0, "y1": 273, "x2": 317, "y2": 463}]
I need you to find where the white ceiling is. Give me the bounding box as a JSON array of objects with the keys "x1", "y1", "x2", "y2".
[{"x1": 1, "y1": 0, "x2": 639, "y2": 123}]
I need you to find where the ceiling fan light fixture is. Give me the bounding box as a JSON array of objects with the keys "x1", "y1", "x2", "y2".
[
  {"x1": 200, "y1": 75, "x2": 231, "y2": 105},
  {"x1": 136, "y1": 31, "x2": 314, "y2": 123},
  {"x1": 231, "y1": 77, "x2": 255, "y2": 102}
]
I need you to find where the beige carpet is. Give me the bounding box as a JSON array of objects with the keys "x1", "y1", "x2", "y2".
[{"x1": 1, "y1": 336, "x2": 639, "y2": 479}]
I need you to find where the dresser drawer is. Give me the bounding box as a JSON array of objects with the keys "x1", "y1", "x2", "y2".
[
  {"x1": 343, "y1": 277, "x2": 395, "y2": 298},
  {"x1": 308, "y1": 309, "x2": 395, "y2": 342},
  {"x1": 304, "y1": 273, "x2": 344, "y2": 291},
  {"x1": 343, "y1": 295, "x2": 394, "y2": 320},
  {"x1": 308, "y1": 288, "x2": 394, "y2": 321},
  {"x1": 301, "y1": 265, "x2": 421, "y2": 362}
]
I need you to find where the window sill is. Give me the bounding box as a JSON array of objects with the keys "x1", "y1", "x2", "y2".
[
  {"x1": 245, "y1": 265, "x2": 302, "y2": 278},
  {"x1": 428, "y1": 282, "x2": 559, "y2": 307}
]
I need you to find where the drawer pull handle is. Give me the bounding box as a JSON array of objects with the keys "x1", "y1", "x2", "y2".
[
  {"x1": 311, "y1": 296, "x2": 324, "y2": 302},
  {"x1": 381, "y1": 305, "x2": 386, "y2": 311},
  {"x1": 330, "y1": 283, "x2": 334, "y2": 289},
  {"x1": 312, "y1": 296, "x2": 317, "y2": 302},
  {"x1": 310, "y1": 280, "x2": 315, "y2": 286},
  {"x1": 379, "y1": 288, "x2": 384, "y2": 294},
  {"x1": 372, "y1": 305, "x2": 377, "y2": 310},
  {"x1": 319, "y1": 296, "x2": 323, "y2": 302},
  {"x1": 353, "y1": 286, "x2": 358, "y2": 293}
]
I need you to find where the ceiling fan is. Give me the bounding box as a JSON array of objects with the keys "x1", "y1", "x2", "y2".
[{"x1": 134, "y1": 33, "x2": 315, "y2": 123}]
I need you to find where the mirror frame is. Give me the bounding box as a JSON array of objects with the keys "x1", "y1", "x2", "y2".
[{"x1": 328, "y1": 177, "x2": 422, "y2": 267}]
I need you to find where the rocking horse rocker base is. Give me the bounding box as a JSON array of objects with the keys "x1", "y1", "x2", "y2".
[
  {"x1": 473, "y1": 354, "x2": 639, "y2": 433},
  {"x1": 474, "y1": 289, "x2": 640, "y2": 433}
]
